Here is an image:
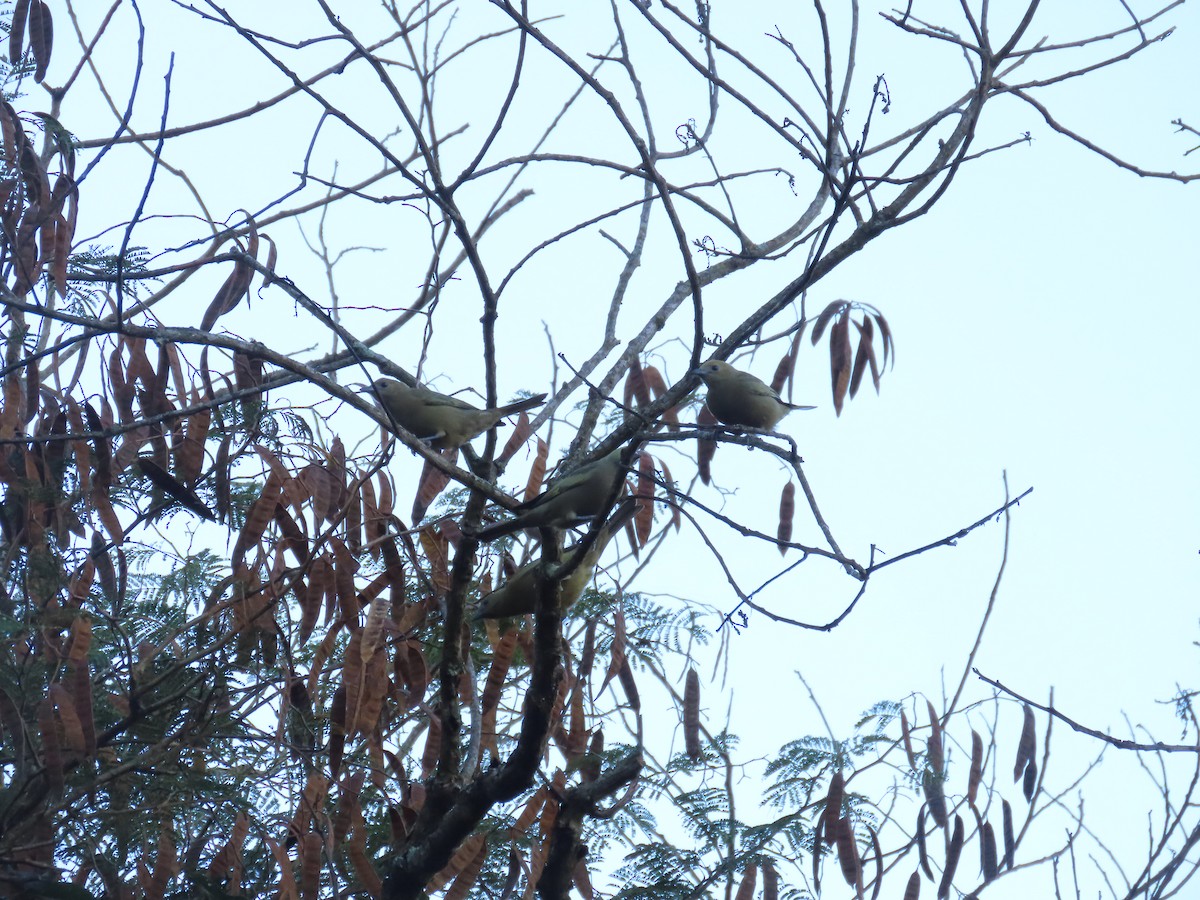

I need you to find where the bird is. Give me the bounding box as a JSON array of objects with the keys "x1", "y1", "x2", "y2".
[
  {"x1": 471, "y1": 446, "x2": 634, "y2": 541},
  {"x1": 472, "y1": 502, "x2": 636, "y2": 620},
  {"x1": 692, "y1": 360, "x2": 815, "y2": 429},
  {"x1": 368, "y1": 378, "x2": 546, "y2": 451}
]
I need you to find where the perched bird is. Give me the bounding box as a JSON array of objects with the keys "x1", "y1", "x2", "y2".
[
  {"x1": 369, "y1": 378, "x2": 546, "y2": 451},
  {"x1": 473, "y1": 503, "x2": 635, "y2": 620},
  {"x1": 692, "y1": 360, "x2": 815, "y2": 429},
  {"x1": 472, "y1": 446, "x2": 633, "y2": 541}
]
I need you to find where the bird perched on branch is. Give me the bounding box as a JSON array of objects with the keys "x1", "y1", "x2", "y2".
[
  {"x1": 692, "y1": 360, "x2": 814, "y2": 429},
  {"x1": 473, "y1": 502, "x2": 636, "y2": 620},
  {"x1": 471, "y1": 446, "x2": 634, "y2": 541},
  {"x1": 368, "y1": 378, "x2": 546, "y2": 451}
]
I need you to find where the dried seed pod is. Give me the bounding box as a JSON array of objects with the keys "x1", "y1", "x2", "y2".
[
  {"x1": 981, "y1": 821, "x2": 998, "y2": 882},
  {"x1": 936, "y1": 815, "x2": 963, "y2": 900},
  {"x1": 683, "y1": 667, "x2": 702, "y2": 761},
  {"x1": 1014, "y1": 704, "x2": 1036, "y2": 782},
  {"x1": 967, "y1": 729, "x2": 984, "y2": 807},
  {"x1": 1002, "y1": 798, "x2": 1015, "y2": 869}
]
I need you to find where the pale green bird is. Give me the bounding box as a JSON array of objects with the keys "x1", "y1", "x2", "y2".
[
  {"x1": 692, "y1": 360, "x2": 815, "y2": 429},
  {"x1": 369, "y1": 378, "x2": 546, "y2": 450},
  {"x1": 473, "y1": 503, "x2": 635, "y2": 620},
  {"x1": 472, "y1": 446, "x2": 633, "y2": 541}
]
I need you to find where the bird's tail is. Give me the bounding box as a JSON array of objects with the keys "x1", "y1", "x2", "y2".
[{"x1": 496, "y1": 393, "x2": 548, "y2": 416}]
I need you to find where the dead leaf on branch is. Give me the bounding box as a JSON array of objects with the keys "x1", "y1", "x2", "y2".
[{"x1": 810, "y1": 300, "x2": 894, "y2": 416}]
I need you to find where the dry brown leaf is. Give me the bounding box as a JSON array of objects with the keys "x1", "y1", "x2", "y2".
[
  {"x1": 69, "y1": 660, "x2": 96, "y2": 754},
  {"x1": 926, "y1": 700, "x2": 943, "y2": 774},
  {"x1": 937, "y1": 815, "x2": 963, "y2": 900},
  {"x1": 266, "y1": 837, "x2": 299, "y2": 900},
  {"x1": 201, "y1": 234, "x2": 257, "y2": 331},
  {"x1": 900, "y1": 709, "x2": 918, "y2": 772},
  {"x1": 763, "y1": 859, "x2": 779, "y2": 900},
  {"x1": 968, "y1": 729, "x2": 984, "y2": 807},
  {"x1": 566, "y1": 676, "x2": 587, "y2": 760},
  {"x1": 232, "y1": 473, "x2": 282, "y2": 568},
  {"x1": 916, "y1": 809, "x2": 933, "y2": 881},
  {"x1": 347, "y1": 836, "x2": 381, "y2": 895},
  {"x1": 642, "y1": 365, "x2": 678, "y2": 428},
  {"x1": 616, "y1": 657, "x2": 640, "y2": 712},
  {"x1": 573, "y1": 857, "x2": 594, "y2": 900},
  {"x1": 498, "y1": 410, "x2": 536, "y2": 464},
  {"x1": 981, "y1": 821, "x2": 998, "y2": 882},
  {"x1": 48, "y1": 682, "x2": 85, "y2": 757},
  {"x1": 9, "y1": 0, "x2": 29, "y2": 64},
  {"x1": 824, "y1": 770, "x2": 844, "y2": 845},
  {"x1": 148, "y1": 823, "x2": 178, "y2": 899},
  {"x1": 299, "y1": 464, "x2": 334, "y2": 524},
  {"x1": 420, "y1": 710, "x2": 441, "y2": 778},
  {"x1": 29, "y1": 0, "x2": 51, "y2": 83},
  {"x1": 511, "y1": 785, "x2": 548, "y2": 838},
  {"x1": 683, "y1": 667, "x2": 701, "y2": 761},
  {"x1": 777, "y1": 482, "x2": 795, "y2": 555},
  {"x1": 176, "y1": 403, "x2": 211, "y2": 487},
  {"x1": 812, "y1": 815, "x2": 823, "y2": 892},
  {"x1": 734, "y1": 864, "x2": 757, "y2": 900},
  {"x1": 480, "y1": 629, "x2": 517, "y2": 758},
  {"x1": 361, "y1": 474, "x2": 383, "y2": 550},
  {"x1": 523, "y1": 438, "x2": 550, "y2": 503},
  {"x1": 835, "y1": 817, "x2": 861, "y2": 889},
  {"x1": 378, "y1": 538, "x2": 405, "y2": 611},
  {"x1": 580, "y1": 729, "x2": 604, "y2": 783},
  {"x1": 657, "y1": 459, "x2": 682, "y2": 532},
  {"x1": 578, "y1": 618, "x2": 597, "y2": 685},
  {"x1": 301, "y1": 558, "x2": 329, "y2": 642},
  {"x1": 922, "y1": 769, "x2": 947, "y2": 829},
  {"x1": 213, "y1": 433, "x2": 232, "y2": 524},
  {"x1": 829, "y1": 313, "x2": 852, "y2": 416},
  {"x1": 1022, "y1": 759, "x2": 1038, "y2": 802},
  {"x1": 624, "y1": 357, "x2": 650, "y2": 410},
  {"x1": 419, "y1": 527, "x2": 452, "y2": 598},
  {"x1": 300, "y1": 831, "x2": 322, "y2": 900},
  {"x1": 599, "y1": 610, "x2": 627, "y2": 694},
  {"x1": 344, "y1": 478, "x2": 362, "y2": 554},
  {"x1": 874, "y1": 312, "x2": 894, "y2": 369},
  {"x1": 810, "y1": 300, "x2": 844, "y2": 346},
  {"x1": 333, "y1": 771, "x2": 364, "y2": 844},
  {"x1": 634, "y1": 454, "x2": 654, "y2": 546},
  {"x1": 412, "y1": 448, "x2": 457, "y2": 521},
  {"x1": 1014, "y1": 704, "x2": 1036, "y2": 783},
  {"x1": 444, "y1": 834, "x2": 488, "y2": 900},
  {"x1": 867, "y1": 827, "x2": 883, "y2": 900},
  {"x1": 65, "y1": 615, "x2": 91, "y2": 662},
  {"x1": 697, "y1": 403, "x2": 717, "y2": 485},
  {"x1": 331, "y1": 537, "x2": 360, "y2": 623},
  {"x1": 342, "y1": 630, "x2": 387, "y2": 737},
  {"x1": 429, "y1": 832, "x2": 486, "y2": 894},
  {"x1": 328, "y1": 684, "x2": 346, "y2": 782},
  {"x1": 849, "y1": 318, "x2": 875, "y2": 399},
  {"x1": 770, "y1": 347, "x2": 793, "y2": 394},
  {"x1": 1002, "y1": 799, "x2": 1015, "y2": 869},
  {"x1": 138, "y1": 456, "x2": 213, "y2": 519},
  {"x1": 376, "y1": 468, "x2": 394, "y2": 517},
  {"x1": 274, "y1": 504, "x2": 309, "y2": 566}
]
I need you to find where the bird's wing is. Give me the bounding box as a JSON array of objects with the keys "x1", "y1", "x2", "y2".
[
  {"x1": 734, "y1": 373, "x2": 784, "y2": 401},
  {"x1": 411, "y1": 386, "x2": 481, "y2": 413}
]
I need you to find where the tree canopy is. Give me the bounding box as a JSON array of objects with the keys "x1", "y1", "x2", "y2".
[{"x1": 0, "y1": 2, "x2": 1196, "y2": 899}]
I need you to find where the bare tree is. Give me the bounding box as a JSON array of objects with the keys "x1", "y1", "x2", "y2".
[{"x1": 0, "y1": 1, "x2": 1195, "y2": 898}]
